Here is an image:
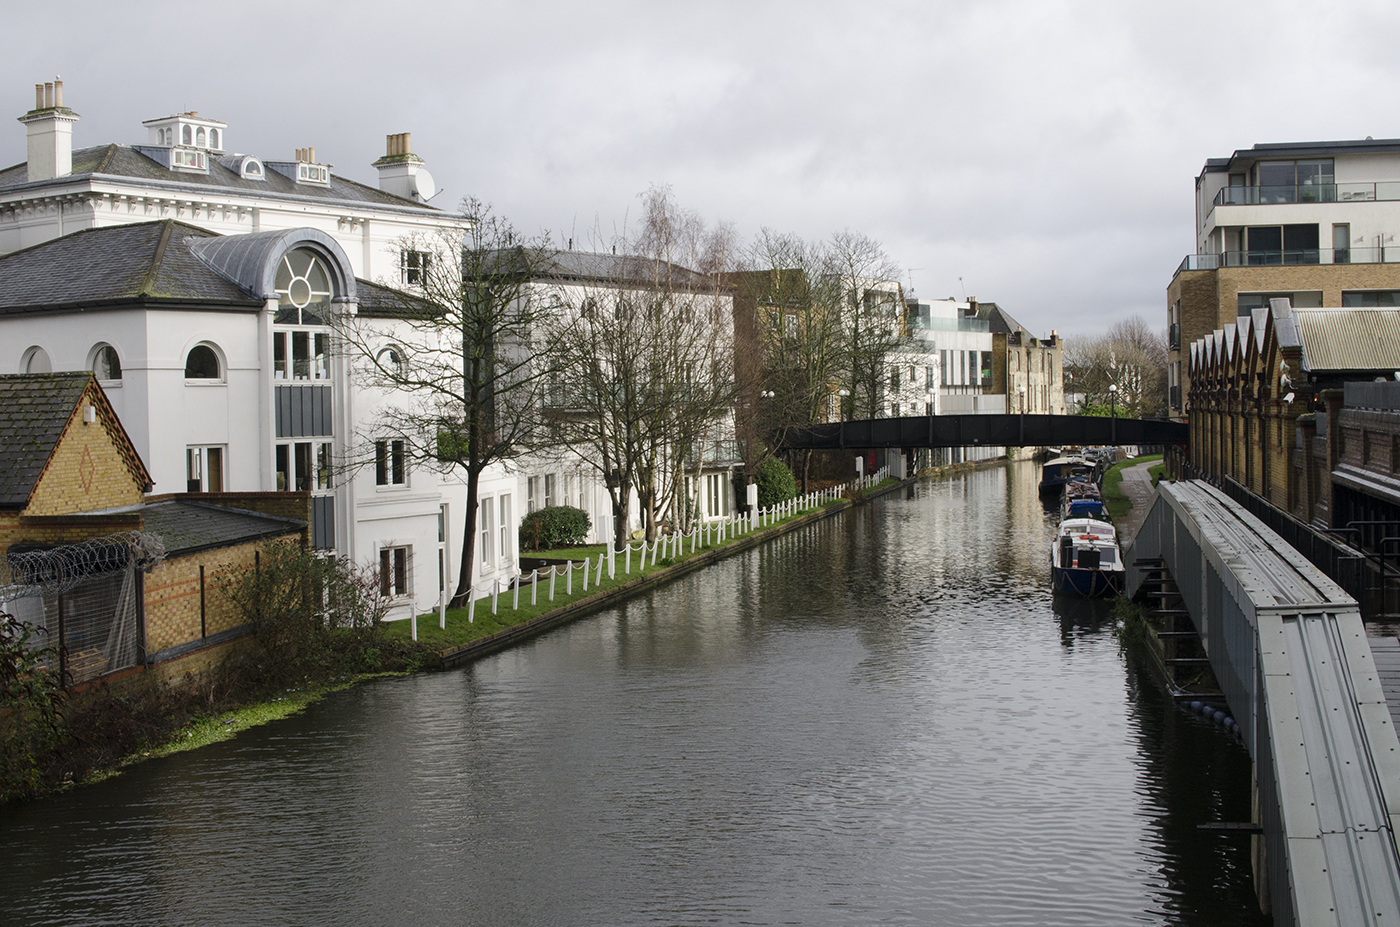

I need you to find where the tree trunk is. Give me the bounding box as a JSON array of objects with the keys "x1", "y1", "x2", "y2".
[{"x1": 450, "y1": 465, "x2": 481, "y2": 608}]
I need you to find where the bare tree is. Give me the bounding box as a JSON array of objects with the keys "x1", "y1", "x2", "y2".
[
  {"x1": 1064, "y1": 315, "x2": 1168, "y2": 418},
  {"x1": 340, "y1": 198, "x2": 562, "y2": 605},
  {"x1": 549, "y1": 187, "x2": 737, "y2": 544},
  {"x1": 824, "y1": 230, "x2": 905, "y2": 419}
]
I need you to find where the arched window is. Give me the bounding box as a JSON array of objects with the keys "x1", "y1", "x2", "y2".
[
  {"x1": 185, "y1": 344, "x2": 222, "y2": 380},
  {"x1": 196, "y1": 127, "x2": 206, "y2": 147},
  {"x1": 209, "y1": 128, "x2": 220, "y2": 149},
  {"x1": 22, "y1": 347, "x2": 50, "y2": 374},
  {"x1": 275, "y1": 248, "x2": 333, "y2": 325},
  {"x1": 181, "y1": 125, "x2": 192, "y2": 145},
  {"x1": 92, "y1": 344, "x2": 122, "y2": 381},
  {"x1": 377, "y1": 346, "x2": 405, "y2": 376}
]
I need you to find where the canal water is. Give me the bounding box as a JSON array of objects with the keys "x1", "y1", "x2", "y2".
[{"x1": 0, "y1": 463, "x2": 1266, "y2": 926}]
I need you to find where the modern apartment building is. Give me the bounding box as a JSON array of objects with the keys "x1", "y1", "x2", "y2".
[{"x1": 1167, "y1": 137, "x2": 1400, "y2": 419}]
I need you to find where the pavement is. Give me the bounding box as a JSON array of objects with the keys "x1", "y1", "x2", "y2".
[{"x1": 1115, "y1": 458, "x2": 1160, "y2": 544}]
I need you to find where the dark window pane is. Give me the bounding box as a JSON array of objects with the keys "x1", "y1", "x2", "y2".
[
  {"x1": 375, "y1": 441, "x2": 387, "y2": 485},
  {"x1": 185, "y1": 345, "x2": 220, "y2": 379}
]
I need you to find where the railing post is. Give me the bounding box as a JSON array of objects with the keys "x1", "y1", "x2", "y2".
[{"x1": 531, "y1": 568, "x2": 538, "y2": 606}]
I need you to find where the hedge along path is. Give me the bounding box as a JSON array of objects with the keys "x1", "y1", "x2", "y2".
[{"x1": 384, "y1": 468, "x2": 899, "y2": 663}]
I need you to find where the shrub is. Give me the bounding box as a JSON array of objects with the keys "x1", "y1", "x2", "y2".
[
  {"x1": 756, "y1": 457, "x2": 798, "y2": 508},
  {"x1": 519, "y1": 505, "x2": 591, "y2": 552},
  {"x1": 0, "y1": 611, "x2": 65, "y2": 803},
  {"x1": 220, "y1": 542, "x2": 391, "y2": 686}
]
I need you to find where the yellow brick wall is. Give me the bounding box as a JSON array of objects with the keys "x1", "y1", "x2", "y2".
[
  {"x1": 25, "y1": 409, "x2": 147, "y2": 517},
  {"x1": 143, "y1": 542, "x2": 264, "y2": 655}
]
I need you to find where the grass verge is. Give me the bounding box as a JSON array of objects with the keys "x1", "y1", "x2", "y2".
[{"x1": 1102, "y1": 454, "x2": 1164, "y2": 523}]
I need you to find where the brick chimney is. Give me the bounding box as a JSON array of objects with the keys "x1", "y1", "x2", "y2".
[{"x1": 17, "y1": 77, "x2": 79, "y2": 182}]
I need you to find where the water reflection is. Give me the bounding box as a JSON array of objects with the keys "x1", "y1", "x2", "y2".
[{"x1": 0, "y1": 462, "x2": 1265, "y2": 926}]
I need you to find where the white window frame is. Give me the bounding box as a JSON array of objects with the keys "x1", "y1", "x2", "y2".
[
  {"x1": 480, "y1": 496, "x2": 495, "y2": 568},
  {"x1": 375, "y1": 439, "x2": 406, "y2": 488},
  {"x1": 379, "y1": 545, "x2": 411, "y2": 598},
  {"x1": 498, "y1": 494, "x2": 512, "y2": 570},
  {"x1": 186, "y1": 445, "x2": 227, "y2": 493}
]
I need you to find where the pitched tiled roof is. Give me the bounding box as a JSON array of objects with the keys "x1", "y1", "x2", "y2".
[
  {"x1": 0, "y1": 144, "x2": 436, "y2": 213},
  {"x1": 0, "y1": 221, "x2": 258, "y2": 313},
  {"x1": 140, "y1": 500, "x2": 304, "y2": 555},
  {"x1": 0, "y1": 373, "x2": 92, "y2": 508}
]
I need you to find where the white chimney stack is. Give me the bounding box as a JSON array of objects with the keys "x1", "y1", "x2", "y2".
[
  {"x1": 17, "y1": 76, "x2": 79, "y2": 182},
  {"x1": 372, "y1": 132, "x2": 435, "y2": 203}
]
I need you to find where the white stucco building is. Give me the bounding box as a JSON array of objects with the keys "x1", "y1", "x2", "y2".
[{"x1": 0, "y1": 79, "x2": 517, "y2": 612}]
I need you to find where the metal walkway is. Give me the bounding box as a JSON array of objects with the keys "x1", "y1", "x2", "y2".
[{"x1": 1125, "y1": 480, "x2": 1400, "y2": 927}]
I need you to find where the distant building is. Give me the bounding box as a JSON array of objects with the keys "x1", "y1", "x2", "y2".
[{"x1": 1167, "y1": 137, "x2": 1400, "y2": 420}]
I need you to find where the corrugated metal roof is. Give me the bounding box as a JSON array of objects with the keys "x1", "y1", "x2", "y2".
[{"x1": 1293, "y1": 308, "x2": 1400, "y2": 372}]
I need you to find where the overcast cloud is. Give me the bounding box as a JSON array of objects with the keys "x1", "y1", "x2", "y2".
[{"x1": 4, "y1": 0, "x2": 1399, "y2": 341}]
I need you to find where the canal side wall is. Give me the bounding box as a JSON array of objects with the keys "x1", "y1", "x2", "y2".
[{"x1": 429, "y1": 475, "x2": 923, "y2": 670}]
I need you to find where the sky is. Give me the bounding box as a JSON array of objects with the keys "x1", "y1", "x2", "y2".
[{"x1": 3, "y1": 0, "x2": 1399, "y2": 342}]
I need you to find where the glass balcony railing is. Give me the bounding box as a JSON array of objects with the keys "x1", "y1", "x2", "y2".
[
  {"x1": 1214, "y1": 181, "x2": 1400, "y2": 206},
  {"x1": 1175, "y1": 246, "x2": 1400, "y2": 274}
]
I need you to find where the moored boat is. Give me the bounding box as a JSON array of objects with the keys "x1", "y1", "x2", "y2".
[
  {"x1": 1039, "y1": 455, "x2": 1093, "y2": 496},
  {"x1": 1051, "y1": 517, "x2": 1124, "y2": 597}
]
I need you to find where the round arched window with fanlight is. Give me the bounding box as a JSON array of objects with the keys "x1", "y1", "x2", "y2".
[{"x1": 275, "y1": 249, "x2": 333, "y2": 326}]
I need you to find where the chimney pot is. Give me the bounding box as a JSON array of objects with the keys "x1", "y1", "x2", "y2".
[
  {"x1": 309, "y1": 146, "x2": 315, "y2": 163},
  {"x1": 34, "y1": 84, "x2": 42, "y2": 110},
  {"x1": 44, "y1": 82, "x2": 53, "y2": 108},
  {"x1": 54, "y1": 77, "x2": 62, "y2": 107}
]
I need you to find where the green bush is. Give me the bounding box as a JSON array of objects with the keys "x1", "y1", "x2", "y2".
[
  {"x1": 519, "y1": 505, "x2": 591, "y2": 552},
  {"x1": 756, "y1": 457, "x2": 798, "y2": 507},
  {"x1": 0, "y1": 612, "x2": 65, "y2": 803}
]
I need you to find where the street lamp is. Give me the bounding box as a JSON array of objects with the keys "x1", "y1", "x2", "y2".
[
  {"x1": 1108, "y1": 383, "x2": 1119, "y2": 447},
  {"x1": 837, "y1": 388, "x2": 850, "y2": 422},
  {"x1": 1017, "y1": 384, "x2": 1026, "y2": 451}
]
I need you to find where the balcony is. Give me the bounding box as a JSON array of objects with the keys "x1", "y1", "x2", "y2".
[
  {"x1": 1175, "y1": 246, "x2": 1400, "y2": 274},
  {"x1": 1213, "y1": 181, "x2": 1400, "y2": 207},
  {"x1": 1168, "y1": 322, "x2": 1180, "y2": 350}
]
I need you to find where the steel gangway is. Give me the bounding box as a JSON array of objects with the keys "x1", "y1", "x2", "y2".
[{"x1": 1125, "y1": 480, "x2": 1400, "y2": 926}]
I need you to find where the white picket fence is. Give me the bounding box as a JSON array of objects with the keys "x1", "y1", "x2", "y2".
[{"x1": 409, "y1": 467, "x2": 891, "y2": 641}]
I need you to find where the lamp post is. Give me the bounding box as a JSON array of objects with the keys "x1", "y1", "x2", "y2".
[
  {"x1": 837, "y1": 388, "x2": 850, "y2": 422},
  {"x1": 1108, "y1": 383, "x2": 1118, "y2": 446},
  {"x1": 926, "y1": 386, "x2": 936, "y2": 467},
  {"x1": 1017, "y1": 384, "x2": 1026, "y2": 452}
]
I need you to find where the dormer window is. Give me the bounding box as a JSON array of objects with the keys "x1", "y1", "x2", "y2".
[
  {"x1": 233, "y1": 155, "x2": 264, "y2": 180},
  {"x1": 171, "y1": 148, "x2": 208, "y2": 172},
  {"x1": 297, "y1": 163, "x2": 329, "y2": 185}
]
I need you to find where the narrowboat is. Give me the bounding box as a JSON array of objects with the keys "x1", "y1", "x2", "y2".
[{"x1": 1051, "y1": 517, "x2": 1124, "y2": 597}]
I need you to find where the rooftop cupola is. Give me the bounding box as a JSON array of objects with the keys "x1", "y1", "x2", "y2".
[
  {"x1": 372, "y1": 133, "x2": 436, "y2": 203},
  {"x1": 141, "y1": 111, "x2": 227, "y2": 153},
  {"x1": 135, "y1": 111, "x2": 226, "y2": 174},
  {"x1": 17, "y1": 77, "x2": 80, "y2": 182}
]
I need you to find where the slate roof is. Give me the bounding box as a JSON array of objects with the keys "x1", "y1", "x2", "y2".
[
  {"x1": 0, "y1": 373, "x2": 95, "y2": 508},
  {"x1": 0, "y1": 220, "x2": 257, "y2": 313},
  {"x1": 139, "y1": 500, "x2": 304, "y2": 555},
  {"x1": 534, "y1": 250, "x2": 717, "y2": 291},
  {"x1": 0, "y1": 144, "x2": 436, "y2": 214},
  {"x1": 973, "y1": 301, "x2": 1026, "y2": 335}
]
